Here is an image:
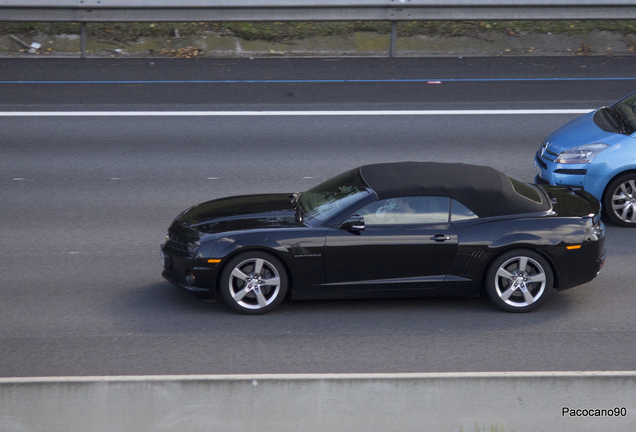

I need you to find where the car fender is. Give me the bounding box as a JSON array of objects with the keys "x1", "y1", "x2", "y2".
[
  {"x1": 487, "y1": 232, "x2": 547, "y2": 249},
  {"x1": 211, "y1": 233, "x2": 291, "y2": 261},
  {"x1": 484, "y1": 231, "x2": 560, "y2": 272},
  {"x1": 585, "y1": 136, "x2": 636, "y2": 199},
  {"x1": 454, "y1": 217, "x2": 585, "y2": 289},
  {"x1": 482, "y1": 234, "x2": 554, "y2": 285},
  {"x1": 477, "y1": 243, "x2": 560, "y2": 291},
  {"x1": 210, "y1": 235, "x2": 292, "y2": 293},
  {"x1": 211, "y1": 229, "x2": 328, "y2": 293}
]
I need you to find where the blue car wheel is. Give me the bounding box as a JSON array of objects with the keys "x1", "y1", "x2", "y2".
[{"x1": 603, "y1": 173, "x2": 636, "y2": 226}]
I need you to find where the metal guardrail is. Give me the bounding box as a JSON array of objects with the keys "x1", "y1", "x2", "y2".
[
  {"x1": 3, "y1": 1, "x2": 636, "y2": 57},
  {"x1": 2, "y1": 0, "x2": 636, "y2": 22}
]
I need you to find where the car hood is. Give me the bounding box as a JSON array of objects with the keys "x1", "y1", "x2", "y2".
[
  {"x1": 174, "y1": 193, "x2": 302, "y2": 234},
  {"x1": 545, "y1": 111, "x2": 620, "y2": 154}
]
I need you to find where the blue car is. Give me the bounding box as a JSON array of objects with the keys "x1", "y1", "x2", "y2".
[{"x1": 535, "y1": 91, "x2": 636, "y2": 226}]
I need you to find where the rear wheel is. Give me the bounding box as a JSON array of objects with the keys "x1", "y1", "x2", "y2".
[
  {"x1": 485, "y1": 249, "x2": 554, "y2": 313},
  {"x1": 603, "y1": 173, "x2": 636, "y2": 227},
  {"x1": 219, "y1": 251, "x2": 288, "y2": 315}
]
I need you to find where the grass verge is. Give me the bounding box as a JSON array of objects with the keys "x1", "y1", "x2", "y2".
[{"x1": 3, "y1": 20, "x2": 636, "y2": 43}]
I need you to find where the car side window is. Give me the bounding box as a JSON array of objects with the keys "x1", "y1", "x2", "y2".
[
  {"x1": 359, "y1": 196, "x2": 450, "y2": 225},
  {"x1": 451, "y1": 199, "x2": 478, "y2": 221}
]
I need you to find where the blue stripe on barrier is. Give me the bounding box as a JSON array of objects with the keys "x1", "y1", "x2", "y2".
[{"x1": 1, "y1": 77, "x2": 636, "y2": 84}]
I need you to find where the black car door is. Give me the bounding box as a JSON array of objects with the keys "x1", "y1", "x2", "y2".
[{"x1": 322, "y1": 196, "x2": 459, "y2": 292}]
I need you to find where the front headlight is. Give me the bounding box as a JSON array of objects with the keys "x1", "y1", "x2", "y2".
[
  {"x1": 188, "y1": 241, "x2": 201, "y2": 256},
  {"x1": 556, "y1": 143, "x2": 608, "y2": 164}
]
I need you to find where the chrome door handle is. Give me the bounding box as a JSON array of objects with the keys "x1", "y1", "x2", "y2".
[{"x1": 430, "y1": 234, "x2": 451, "y2": 242}]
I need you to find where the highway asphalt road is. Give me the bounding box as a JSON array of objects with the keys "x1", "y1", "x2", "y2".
[{"x1": 1, "y1": 57, "x2": 636, "y2": 377}]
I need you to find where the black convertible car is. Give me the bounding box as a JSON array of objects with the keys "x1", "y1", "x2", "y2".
[{"x1": 161, "y1": 162, "x2": 606, "y2": 314}]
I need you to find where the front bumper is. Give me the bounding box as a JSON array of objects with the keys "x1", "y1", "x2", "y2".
[
  {"x1": 534, "y1": 152, "x2": 588, "y2": 188},
  {"x1": 160, "y1": 245, "x2": 219, "y2": 299}
]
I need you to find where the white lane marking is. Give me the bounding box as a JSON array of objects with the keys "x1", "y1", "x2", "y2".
[
  {"x1": 0, "y1": 109, "x2": 593, "y2": 116},
  {"x1": 12, "y1": 178, "x2": 25, "y2": 180},
  {"x1": 2, "y1": 371, "x2": 636, "y2": 384}
]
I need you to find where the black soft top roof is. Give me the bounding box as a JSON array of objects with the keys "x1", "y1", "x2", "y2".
[{"x1": 359, "y1": 162, "x2": 549, "y2": 218}]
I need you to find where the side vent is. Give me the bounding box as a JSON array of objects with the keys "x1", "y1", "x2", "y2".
[{"x1": 462, "y1": 250, "x2": 484, "y2": 278}]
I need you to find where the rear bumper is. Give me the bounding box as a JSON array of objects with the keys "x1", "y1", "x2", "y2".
[
  {"x1": 596, "y1": 246, "x2": 607, "y2": 277},
  {"x1": 555, "y1": 241, "x2": 606, "y2": 292}
]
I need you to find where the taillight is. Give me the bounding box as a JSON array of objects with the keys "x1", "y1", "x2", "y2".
[{"x1": 584, "y1": 215, "x2": 604, "y2": 242}]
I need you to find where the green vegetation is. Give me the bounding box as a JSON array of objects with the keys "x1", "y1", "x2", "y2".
[{"x1": 2, "y1": 20, "x2": 636, "y2": 42}]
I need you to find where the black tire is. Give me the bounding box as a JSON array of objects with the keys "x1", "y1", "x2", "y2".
[
  {"x1": 485, "y1": 249, "x2": 554, "y2": 313},
  {"x1": 219, "y1": 251, "x2": 288, "y2": 315},
  {"x1": 603, "y1": 173, "x2": 636, "y2": 227}
]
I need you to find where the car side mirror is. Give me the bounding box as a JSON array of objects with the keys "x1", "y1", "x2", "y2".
[{"x1": 340, "y1": 214, "x2": 365, "y2": 233}]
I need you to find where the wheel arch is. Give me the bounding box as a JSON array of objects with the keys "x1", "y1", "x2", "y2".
[
  {"x1": 600, "y1": 169, "x2": 636, "y2": 202},
  {"x1": 213, "y1": 246, "x2": 294, "y2": 298},
  {"x1": 480, "y1": 246, "x2": 559, "y2": 293}
]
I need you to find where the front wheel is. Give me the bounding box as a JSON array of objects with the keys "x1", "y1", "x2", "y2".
[
  {"x1": 603, "y1": 174, "x2": 636, "y2": 227},
  {"x1": 485, "y1": 249, "x2": 554, "y2": 313},
  {"x1": 219, "y1": 251, "x2": 288, "y2": 315}
]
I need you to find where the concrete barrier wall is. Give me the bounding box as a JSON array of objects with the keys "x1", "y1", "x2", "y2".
[{"x1": 1, "y1": 372, "x2": 635, "y2": 432}]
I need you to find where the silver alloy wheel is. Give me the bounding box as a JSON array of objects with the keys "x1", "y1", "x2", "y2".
[
  {"x1": 494, "y1": 256, "x2": 547, "y2": 308},
  {"x1": 227, "y1": 257, "x2": 282, "y2": 310},
  {"x1": 611, "y1": 180, "x2": 636, "y2": 223}
]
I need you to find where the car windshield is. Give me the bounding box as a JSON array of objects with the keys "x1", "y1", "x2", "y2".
[
  {"x1": 612, "y1": 92, "x2": 636, "y2": 133},
  {"x1": 298, "y1": 169, "x2": 369, "y2": 223}
]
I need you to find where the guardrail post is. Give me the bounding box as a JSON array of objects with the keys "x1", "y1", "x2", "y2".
[
  {"x1": 80, "y1": 23, "x2": 87, "y2": 58},
  {"x1": 389, "y1": 21, "x2": 397, "y2": 58}
]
